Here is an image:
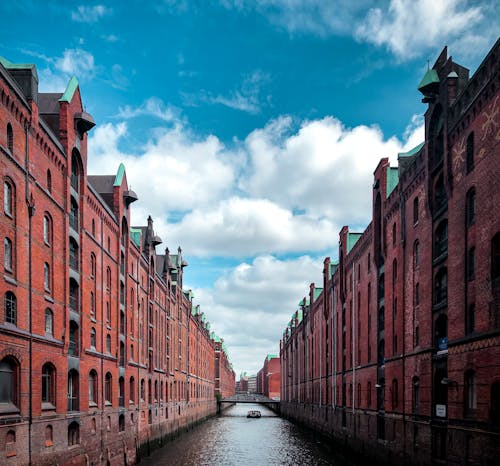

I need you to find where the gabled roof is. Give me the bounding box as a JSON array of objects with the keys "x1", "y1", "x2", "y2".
[
  {"x1": 386, "y1": 167, "x2": 399, "y2": 198},
  {"x1": 312, "y1": 287, "x2": 323, "y2": 303},
  {"x1": 346, "y1": 232, "x2": 362, "y2": 254},
  {"x1": 417, "y1": 68, "x2": 439, "y2": 92},
  {"x1": 398, "y1": 142, "x2": 424, "y2": 159},
  {"x1": 59, "y1": 76, "x2": 79, "y2": 103}
]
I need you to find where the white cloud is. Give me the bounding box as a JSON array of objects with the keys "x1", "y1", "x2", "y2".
[
  {"x1": 117, "y1": 97, "x2": 179, "y2": 121},
  {"x1": 191, "y1": 254, "x2": 325, "y2": 375},
  {"x1": 356, "y1": 0, "x2": 485, "y2": 59},
  {"x1": 183, "y1": 70, "x2": 270, "y2": 114},
  {"x1": 55, "y1": 48, "x2": 95, "y2": 80},
  {"x1": 165, "y1": 197, "x2": 338, "y2": 257},
  {"x1": 71, "y1": 5, "x2": 112, "y2": 23}
]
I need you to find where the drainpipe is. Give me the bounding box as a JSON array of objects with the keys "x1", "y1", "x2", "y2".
[
  {"x1": 100, "y1": 216, "x2": 105, "y2": 461},
  {"x1": 332, "y1": 286, "x2": 336, "y2": 411},
  {"x1": 352, "y1": 262, "x2": 355, "y2": 418},
  {"x1": 400, "y1": 189, "x2": 407, "y2": 460},
  {"x1": 25, "y1": 119, "x2": 34, "y2": 466},
  {"x1": 319, "y1": 297, "x2": 322, "y2": 408}
]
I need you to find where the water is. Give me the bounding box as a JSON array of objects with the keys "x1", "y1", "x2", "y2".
[{"x1": 140, "y1": 403, "x2": 350, "y2": 465}]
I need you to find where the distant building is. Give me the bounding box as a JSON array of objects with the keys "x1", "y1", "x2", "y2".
[
  {"x1": 257, "y1": 355, "x2": 281, "y2": 399},
  {"x1": 281, "y1": 40, "x2": 500, "y2": 465},
  {"x1": 247, "y1": 374, "x2": 257, "y2": 393}
]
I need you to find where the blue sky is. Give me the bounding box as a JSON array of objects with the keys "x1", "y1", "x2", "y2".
[{"x1": 1, "y1": 0, "x2": 498, "y2": 376}]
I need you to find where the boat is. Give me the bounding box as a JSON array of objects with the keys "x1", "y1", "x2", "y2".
[{"x1": 247, "y1": 410, "x2": 261, "y2": 418}]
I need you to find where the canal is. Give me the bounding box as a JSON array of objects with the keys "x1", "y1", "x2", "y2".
[{"x1": 140, "y1": 403, "x2": 352, "y2": 465}]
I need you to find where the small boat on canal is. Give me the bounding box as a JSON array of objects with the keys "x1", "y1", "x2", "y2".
[{"x1": 247, "y1": 410, "x2": 261, "y2": 418}]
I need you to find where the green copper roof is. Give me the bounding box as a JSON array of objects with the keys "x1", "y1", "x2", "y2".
[
  {"x1": 418, "y1": 68, "x2": 439, "y2": 91},
  {"x1": 329, "y1": 260, "x2": 339, "y2": 278},
  {"x1": 386, "y1": 167, "x2": 399, "y2": 198},
  {"x1": 113, "y1": 163, "x2": 126, "y2": 187},
  {"x1": 0, "y1": 56, "x2": 36, "y2": 70},
  {"x1": 59, "y1": 76, "x2": 79, "y2": 103},
  {"x1": 267, "y1": 354, "x2": 278, "y2": 361},
  {"x1": 130, "y1": 228, "x2": 142, "y2": 247},
  {"x1": 398, "y1": 142, "x2": 424, "y2": 159},
  {"x1": 313, "y1": 287, "x2": 323, "y2": 303},
  {"x1": 346, "y1": 232, "x2": 362, "y2": 254}
]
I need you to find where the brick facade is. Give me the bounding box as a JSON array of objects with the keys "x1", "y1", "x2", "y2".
[
  {"x1": 257, "y1": 355, "x2": 281, "y2": 399},
  {"x1": 280, "y1": 40, "x2": 500, "y2": 465},
  {"x1": 0, "y1": 56, "x2": 234, "y2": 466}
]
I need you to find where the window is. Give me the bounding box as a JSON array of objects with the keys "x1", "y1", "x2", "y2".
[
  {"x1": 466, "y1": 304, "x2": 475, "y2": 335},
  {"x1": 119, "y1": 377, "x2": 124, "y2": 407},
  {"x1": 89, "y1": 370, "x2": 98, "y2": 405},
  {"x1": 46, "y1": 170, "x2": 52, "y2": 193},
  {"x1": 41, "y1": 363, "x2": 55, "y2": 407},
  {"x1": 106, "y1": 334, "x2": 111, "y2": 354},
  {"x1": 367, "y1": 253, "x2": 371, "y2": 272},
  {"x1": 467, "y1": 247, "x2": 475, "y2": 280},
  {"x1": 0, "y1": 357, "x2": 19, "y2": 409},
  {"x1": 6, "y1": 430, "x2": 15, "y2": 457},
  {"x1": 91, "y1": 218, "x2": 95, "y2": 236},
  {"x1": 106, "y1": 301, "x2": 110, "y2": 323},
  {"x1": 434, "y1": 268, "x2": 448, "y2": 305},
  {"x1": 44, "y1": 263, "x2": 51, "y2": 292},
  {"x1": 69, "y1": 321, "x2": 78, "y2": 356},
  {"x1": 464, "y1": 371, "x2": 476, "y2": 417},
  {"x1": 69, "y1": 198, "x2": 78, "y2": 230},
  {"x1": 70, "y1": 153, "x2": 80, "y2": 193},
  {"x1": 45, "y1": 425, "x2": 53, "y2": 447},
  {"x1": 119, "y1": 414, "x2": 125, "y2": 432},
  {"x1": 4, "y1": 291, "x2": 16, "y2": 325},
  {"x1": 69, "y1": 279, "x2": 79, "y2": 312},
  {"x1": 106, "y1": 267, "x2": 111, "y2": 290},
  {"x1": 466, "y1": 189, "x2": 476, "y2": 226},
  {"x1": 466, "y1": 132, "x2": 474, "y2": 173},
  {"x1": 105, "y1": 372, "x2": 112, "y2": 405},
  {"x1": 6, "y1": 123, "x2": 13, "y2": 153},
  {"x1": 492, "y1": 233, "x2": 500, "y2": 283},
  {"x1": 119, "y1": 341, "x2": 125, "y2": 367},
  {"x1": 67, "y1": 370, "x2": 79, "y2": 411},
  {"x1": 435, "y1": 314, "x2": 448, "y2": 352},
  {"x1": 90, "y1": 253, "x2": 96, "y2": 278},
  {"x1": 413, "y1": 240, "x2": 420, "y2": 268},
  {"x1": 412, "y1": 377, "x2": 420, "y2": 415},
  {"x1": 69, "y1": 239, "x2": 78, "y2": 272},
  {"x1": 491, "y1": 382, "x2": 500, "y2": 426},
  {"x1": 415, "y1": 283, "x2": 420, "y2": 306},
  {"x1": 90, "y1": 327, "x2": 96, "y2": 348},
  {"x1": 43, "y1": 215, "x2": 51, "y2": 245},
  {"x1": 90, "y1": 291, "x2": 95, "y2": 317},
  {"x1": 4, "y1": 181, "x2": 13, "y2": 216},
  {"x1": 434, "y1": 220, "x2": 448, "y2": 258},
  {"x1": 4, "y1": 238, "x2": 12, "y2": 271},
  {"x1": 434, "y1": 175, "x2": 447, "y2": 212},
  {"x1": 392, "y1": 223, "x2": 396, "y2": 246},
  {"x1": 391, "y1": 379, "x2": 399, "y2": 409},
  {"x1": 140, "y1": 379, "x2": 145, "y2": 401},
  {"x1": 68, "y1": 421, "x2": 79, "y2": 446},
  {"x1": 45, "y1": 309, "x2": 53, "y2": 335},
  {"x1": 130, "y1": 377, "x2": 135, "y2": 403},
  {"x1": 413, "y1": 197, "x2": 419, "y2": 224},
  {"x1": 367, "y1": 381, "x2": 372, "y2": 407}
]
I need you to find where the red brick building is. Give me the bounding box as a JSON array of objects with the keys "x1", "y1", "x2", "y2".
[
  {"x1": 281, "y1": 40, "x2": 500, "y2": 465},
  {"x1": 0, "y1": 56, "x2": 234, "y2": 465},
  {"x1": 213, "y1": 336, "x2": 236, "y2": 399},
  {"x1": 257, "y1": 355, "x2": 280, "y2": 400}
]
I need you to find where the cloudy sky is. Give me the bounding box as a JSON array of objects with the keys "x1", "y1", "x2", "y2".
[{"x1": 1, "y1": 1, "x2": 497, "y2": 376}]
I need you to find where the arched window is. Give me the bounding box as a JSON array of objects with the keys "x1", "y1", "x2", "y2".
[
  {"x1": 434, "y1": 220, "x2": 448, "y2": 258},
  {"x1": 464, "y1": 370, "x2": 476, "y2": 417},
  {"x1": 491, "y1": 233, "x2": 500, "y2": 284},
  {"x1": 6, "y1": 123, "x2": 13, "y2": 153},
  {"x1": 45, "y1": 309, "x2": 53, "y2": 335},
  {"x1": 378, "y1": 306, "x2": 385, "y2": 331},
  {"x1": 148, "y1": 379, "x2": 152, "y2": 404},
  {"x1": 89, "y1": 370, "x2": 98, "y2": 405},
  {"x1": 414, "y1": 240, "x2": 420, "y2": 268},
  {"x1": 434, "y1": 268, "x2": 448, "y2": 305},
  {"x1": 140, "y1": 379, "x2": 145, "y2": 401},
  {"x1": 392, "y1": 259, "x2": 397, "y2": 287},
  {"x1": 41, "y1": 363, "x2": 55, "y2": 408},
  {"x1": 434, "y1": 175, "x2": 447, "y2": 212},
  {"x1": 0, "y1": 356, "x2": 19, "y2": 409},
  {"x1": 119, "y1": 341, "x2": 125, "y2": 367},
  {"x1": 429, "y1": 105, "x2": 444, "y2": 167},
  {"x1": 105, "y1": 372, "x2": 112, "y2": 405},
  {"x1": 466, "y1": 132, "x2": 474, "y2": 173},
  {"x1": 391, "y1": 378, "x2": 398, "y2": 409},
  {"x1": 106, "y1": 267, "x2": 111, "y2": 290},
  {"x1": 68, "y1": 321, "x2": 79, "y2": 356},
  {"x1": 466, "y1": 188, "x2": 476, "y2": 226},
  {"x1": 90, "y1": 327, "x2": 96, "y2": 348},
  {"x1": 367, "y1": 381, "x2": 372, "y2": 408},
  {"x1": 4, "y1": 237, "x2": 12, "y2": 272},
  {"x1": 45, "y1": 425, "x2": 53, "y2": 447},
  {"x1": 413, "y1": 196, "x2": 419, "y2": 224},
  {"x1": 68, "y1": 421, "x2": 79, "y2": 446},
  {"x1": 130, "y1": 377, "x2": 135, "y2": 403},
  {"x1": 43, "y1": 215, "x2": 51, "y2": 245},
  {"x1": 119, "y1": 414, "x2": 125, "y2": 432},
  {"x1": 91, "y1": 218, "x2": 95, "y2": 236},
  {"x1": 4, "y1": 291, "x2": 16, "y2": 325},
  {"x1": 106, "y1": 301, "x2": 110, "y2": 323},
  {"x1": 3, "y1": 180, "x2": 13, "y2": 217},
  {"x1": 378, "y1": 339, "x2": 385, "y2": 366},
  {"x1": 357, "y1": 383, "x2": 361, "y2": 406},
  {"x1": 106, "y1": 334, "x2": 111, "y2": 354},
  {"x1": 415, "y1": 283, "x2": 420, "y2": 306},
  {"x1": 90, "y1": 253, "x2": 96, "y2": 278},
  {"x1": 467, "y1": 247, "x2": 476, "y2": 281},
  {"x1": 70, "y1": 151, "x2": 81, "y2": 193},
  {"x1": 44, "y1": 263, "x2": 51, "y2": 292},
  {"x1": 69, "y1": 238, "x2": 79, "y2": 272},
  {"x1": 412, "y1": 377, "x2": 420, "y2": 415},
  {"x1": 46, "y1": 169, "x2": 52, "y2": 193},
  {"x1": 155, "y1": 380, "x2": 158, "y2": 401},
  {"x1": 90, "y1": 291, "x2": 95, "y2": 317},
  {"x1": 67, "y1": 370, "x2": 79, "y2": 411}
]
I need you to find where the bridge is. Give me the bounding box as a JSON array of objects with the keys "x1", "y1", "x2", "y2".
[{"x1": 218, "y1": 393, "x2": 280, "y2": 414}]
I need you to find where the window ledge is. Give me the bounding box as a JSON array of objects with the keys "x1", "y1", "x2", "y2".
[
  {"x1": 0, "y1": 403, "x2": 20, "y2": 414},
  {"x1": 89, "y1": 401, "x2": 98, "y2": 408},
  {"x1": 41, "y1": 402, "x2": 56, "y2": 411},
  {"x1": 4, "y1": 275, "x2": 17, "y2": 286},
  {"x1": 105, "y1": 401, "x2": 112, "y2": 407},
  {"x1": 44, "y1": 295, "x2": 54, "y2": 303}
]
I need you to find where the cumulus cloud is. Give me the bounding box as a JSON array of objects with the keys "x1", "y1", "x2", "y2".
[
  {"x1": 117, "y1": 97, "x2": 179, "y2": 121},
  {"x1": 190, "y1": 255, "x2": 325, "y2": 374},
  {"x1": 356, "y1": 0, "x2": 486, "y2": 59},
  {"x1": 71, "y1": 5, "x2": 112, "y2": 23},
  {"x1": 55, "y1": 48, "x2": 95, "y2": 80}
]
